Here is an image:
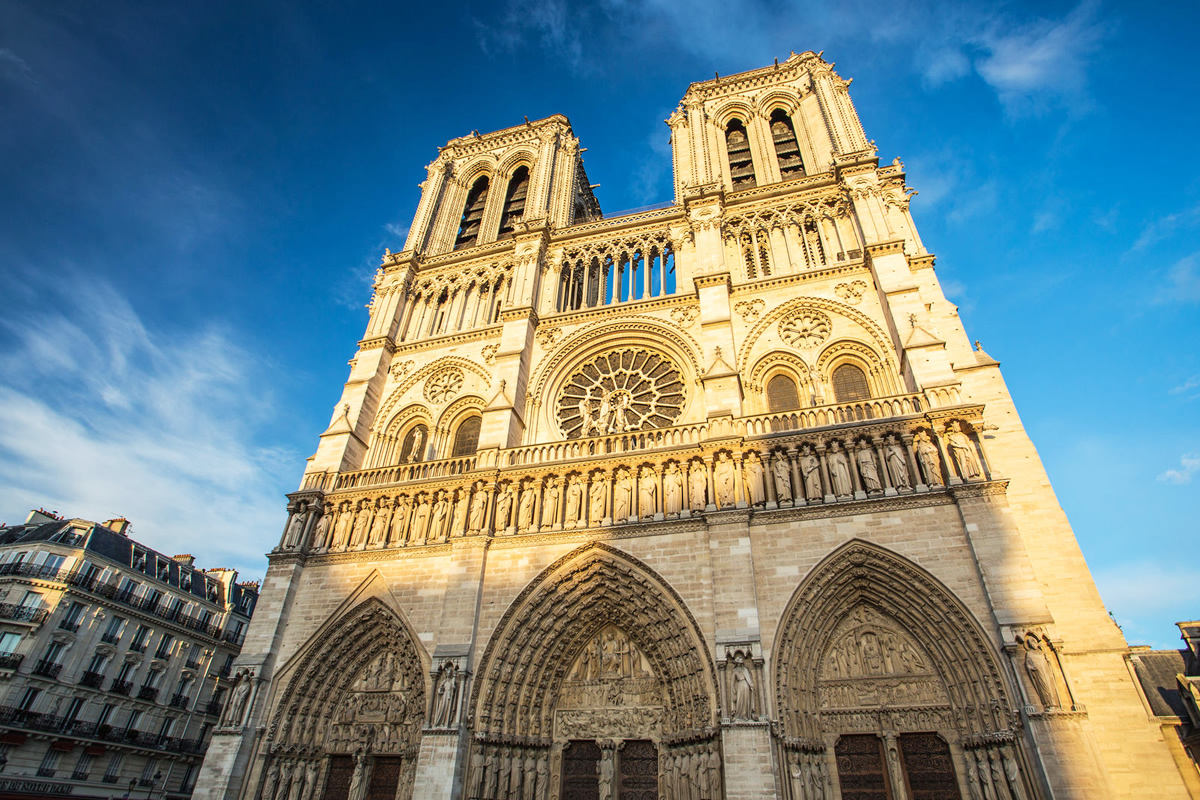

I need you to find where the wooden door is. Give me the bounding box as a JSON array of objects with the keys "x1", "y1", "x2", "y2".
[
  {"x1": 899, "y1": 734, "x2": 961, "y2": 800},
  {"x1": 617, "y1": 740, "x2": 658, "y2": 800},
  {"x1": 322, "y1": 755, "x2": 354, "y2": 800},
  {"x1": 366, "y1": 756, "x2": 404, "y2": 800},
  {"x1": 834, "y1": 735, "x2": 890, "y2": 800},
  {"x1": 562, "y1": 740, "x2": 601, "y2": 800}
]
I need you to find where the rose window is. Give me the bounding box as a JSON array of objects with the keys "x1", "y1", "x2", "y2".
[
  {"x1": 425, "y1": 370, "x2": 464, "y2": 404},
  {"x1": 557, "y1": 349, "x2": 685, "y2": 439},
  {"x1": 779, "y1": 310, "x2": 831, "y2": 349}
]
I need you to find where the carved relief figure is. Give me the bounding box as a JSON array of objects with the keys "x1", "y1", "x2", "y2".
[
  {"x1": 688, "y1": 461, "x2": 707, "y2": 510},
  {"x1": 389, "y1": 496, "x2": 410, "y2": 544},
  {"x1": 451, "y1": 487, "x2": 469, "y2": 537},
  {"x1": 348, "y1": 749, "x2": 369, "y2": 800},
  {"x1": 565, "y1": 475, "x2": 583, "y2": 526},
  {"x1": 946, "y1": 421, "x2": 983, "y2": 479},
  {"x1": 664, "y1": 462, "x2": 683, "y2": 515},
  {"x1": 589, "y1": 475, "x2": 607, "y2": 524},
  {"x1": 597, "y1": 749, "x2": 615, "y2": 800},
  {"x1": 311, "y1": 503, "x2": 332, "y2": 550},
  {"x1": 432, "y1": 661, "x2": 459, "y2": 727},
  {"x1": 772, "y1": 453, "x2": 792, "y2": 503},
  {"x1": 518, "y1": 483, "x2": 537, "y2": 531},
  {"x1": 743, "y1": 452, "x2": 765, "y2": 506},
  {"x1": 639, "y1": 467, "x2": 657, "y2": 518},
  {"x1": 715, "y1": 453, "x2": 736, "y2": 507},
  {"x1": 411, "y1": 493, "x2": 432, "y2": 544},
  {"x1": 468, "y1": 482, "x2": 487, "y2": 532},
  {"x1": 368, "y1": 498, "x2": 390, "y2": 547},
  {"x1": 1022, "y1": 632, "x2": 1061, "y2": 710},
  {"x1": 856, "y1": 444, "x2": 881, "y2": 492},
  {"x1": 885, "y1": 435, "x2": 910, "y2": 490},
  {"x1": 731, "y1": 653, "x2": 755, "y2": 719},
  {"x1": 495, "y1": 484, "x2": 514, "y2": 532},
  {"x1": 801, "y1": 447, "x2": 822, "y2": 500},
  {"x1": 542, "y1": 481, "x2": 560, "y2": 528},
  {"x1": 431, "y1": 490, "x2": 450, "y2": 542},
  {"x1": 284, "y1": 503, "x2": 307, "y2": 548},
  {"x1": 613, "y1": 468, "x2": 632, "y2": 521},
  {"x1": 915, "y1": 433, "x2": 943, "y2": 486},
  {"x1": 827, "y1": 442, "x2": 852, "y2": 497},
  {"x1": 349, "y1": 501, "x2": 371, "y2": 548}
]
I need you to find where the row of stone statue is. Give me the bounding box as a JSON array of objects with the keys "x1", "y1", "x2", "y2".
[
  {"x1": 964, "y1": 744, "x2": 1029, "y2": 800},
  {"x1": 469, "y1": 744, "x2": 549, "y2": 800},
  {"x1": 661, "y1": 740, "x2": 723, "y2": 800},
  {"x1": 785, "y1": 750, "x2": 832, "y2": 800},
  {"x1": 259, "y1": 757, "x2": 321, "y2": 800},
  {"x1": 279, "y1": 422, "x2": 987, "y2": 551}
]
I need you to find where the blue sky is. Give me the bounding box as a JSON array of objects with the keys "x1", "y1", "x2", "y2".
[{"x1": 0, "y1": 1, "x2": 1196, "y2": 648}]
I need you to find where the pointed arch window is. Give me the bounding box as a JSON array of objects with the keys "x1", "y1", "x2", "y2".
[
  {"x1": 770, "y1": 109, "x2": 805, "y2": 179},
  {"x1": 725, "y1": 119, "x2": 756, "y2": 189},
  {"x1": 767, "y1": 374, "x2": 801, "y2": 412},
  {"x1": 451, "y1": 416, "x2": 482, "y2": 457},
  {"x1": 454, "y1": 177, "x2": 490, "y2": 250},
  {"x1": 832, "y1": 364, "x2": 871, "y2": 402},
  {"x1": 399, "y1": 424, "x2": 429, "y2": 464},
  {"x1": 497, "y1": 166, "x2": 530, "y2": 239}
]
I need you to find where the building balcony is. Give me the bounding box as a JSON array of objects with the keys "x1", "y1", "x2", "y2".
[
  {"x1": 201, "y1": 700, "x2": 222, "y2": 717},
  {"x1": 109, "y1": 679, "x2": 133, "y2": 696},
  {"x1": 32, "y1": 659, "x2": 63, "y2": 678},
  {"x1": 0, "y1": 653, "x2": 24, "y2": 670},
  {"x1": 221, "y1": 629, "x2": 245, "y2": 647},
  {"x1": 0, "y1": 603, "x2": 49, "y2": 625},
  {"x1": 0, "y1": 707, "x2": 207, "y2": 755},
  {"x1": 129, "y1": 641, "x2": 147, "y2": 653},
  {"x1": 79, "y1": 670, "x2": 105, "y2": 689},
  {"x1": 36, "y1": 767, "x2": 56, "y2": 778},
  {"x1": 137, "y1": 686, "x2": 159, "y2": 702},
  {"x1": 100, "y1": 632, "x2": 121, "y2": 644},
  {"x1": 57, "y1": 618, "x2": 81, "y2": 633},
  {"x1": 168, "y1": 693, "x2": 189, "y2": 710},
  {"x1": 184, "y1": 658, "x2": 201, "y2": 670}
]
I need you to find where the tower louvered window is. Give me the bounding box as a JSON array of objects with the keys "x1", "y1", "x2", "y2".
[
  {"x1": 771, "y1": 109, "x2": 805, "y2": 179},
  {"x1": 454, "y1": 176, "x2": 490, "y2": 250},
  {"x1": 767, "y1": 375, "x2": 801, "y2": 412},
  {"x1": 726, "y1": 120, "x2": 756, "y2": 189},
  {"x1": 832, "y1": 364, "x2": 871, "y2": 402},
  {"x1": 497, "y1": 166, "x2": 530, "y2": 238}
]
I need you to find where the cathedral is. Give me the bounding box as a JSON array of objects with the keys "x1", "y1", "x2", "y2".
[{"x1": 193, "y1": 53, "x2": 1196, "y2": 800}]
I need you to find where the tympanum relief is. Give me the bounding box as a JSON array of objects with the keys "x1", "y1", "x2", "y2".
[
  {"x1": 327, "y1": 651, "x2": 425, "y2": 756},
  {"x1": 555, "y1": 625, "x2": 666, "y2": 741}
]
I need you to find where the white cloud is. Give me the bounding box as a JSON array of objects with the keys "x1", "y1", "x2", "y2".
[
  {"x1": 0, "y1": 277, "x2": 295, "y2": 577},
  {"x1": 1171, "y1": 375, "x2": 1200, "y2": 400},
  {"x1": 0, "y1": 47, "x2": 35, "y2": 86},
  {"x1": 385, "y1": 221, "x2": 410, "y2": 242},
  {"x1": 1131, "y1": 204, "x2": 1200, "y2": 251},
  {"x1": 1154, "y1": 251, "x2": 1200, "y2": 304},
  {"x1": 1157, "y1": 453, "x2": 1200, "y2": 485}
]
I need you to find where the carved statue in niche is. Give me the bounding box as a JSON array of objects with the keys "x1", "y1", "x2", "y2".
[
  {"x1": 451, "y1": 487, "x2": 469, "y2": 537},
  {"x1": 598, "y1": 749, "x2": 615, "y2": 800},
  {"x1": 885, "y1": 435, "x2": 910, "y2": 490},
  {"x1": 688, "y1": 461, "x2": 707, "y2": 510},
  {"x1": 408, "y1": 427, "x2": 425, "y2": 463},
  {"x1": 946, "y1": 421, "x2": 983, "y2": 479},
  {"x1": 389, "y1": 496, "x2": 410, "y2": 545},
  {"x1": 613, "y1": 468, "x2": 633, "y2": 521},
  {"x1": 348, "y1": 749, "x2": 369, "y2": 800},
  {"x1": 284, "y1": 502, "x2": 308, "y2": 549},
  {"x1": 432, "y1": 660, "x2": 458, "y2": 727},
  {"x1": 639, "y1": 467, "x2": 657, "y2": 518},
  {"x1": 311, "y1": 503, "x2": 332, "y2": 549},
  {"x1": 914, "y1": 432, "x2": 943, "y2": 486},
  {"x1": 731, "y1": 652, "x2": 756, "y2": 719},
  {"x1": 715, "y1": 453, "x2": 736, "y2": 507},
  {"x1": 664, "y1": 462, "x2": 683, "y2": 515},
  {"x1": 744, "y1": 452, "x2": 766, "y2": 506},
  {"x1": 430, "y1": 490, "x2": 450, "y2": 542},
  {"x1": 827, "y1": 442, "x2": 852, "y2": 497},
  {"x1": 495, "y1": 484, "x2": 514, "y2": 532},
  {"x1": 1021, "y1": 632, "x2": 1061, "y2": 710},
  {"x1": 411, "y1": 494, "x2": 431, "y2": 544},
  {"x1": 856, "y1": 444, "x2": 881, "y2": 492},
  {"x1": 331, "y1": 503, "x2": 352, "y2": 548},
  {"x1": 349, "y1": 500, "x2": 371, "y2": 548},
  {"x1": 518, "y1": 483, "x2": 537, "y2": 531},
  {"x1": 773, "y1": 453, "x2": 792, "y2": 503},
  {"x1": 224, "y1": 667, "x2": 255, "y2": 727},
  {"x1": 589, "y1": 475, "x2": 608, "y2": 524},
  {"x1": 565, "y1": 475, "x2": 583, "y2": 526},
  {"x1": 468, "y1": 482, "x2": 487, "y2": 532},
  {"x1": 368, "y1": 498, "x2": 390, "y2": 547},
  {"x1": 801, "y1": 446, "x2": 822, "y2": 500},
  {"x1": 541, "y1": 480, "x2": 560, "y2": 528}
]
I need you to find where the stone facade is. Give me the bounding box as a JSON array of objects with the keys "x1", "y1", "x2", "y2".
[{"x1": 194, "y1": 52, "x2": 1194, "y2": 800}]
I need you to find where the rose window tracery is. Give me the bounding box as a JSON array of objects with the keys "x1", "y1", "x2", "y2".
[
  {"x1": 779, "y1": 310, "x2": 831, "y2": 349},
  {"x1": 425, "y1": 370, "x2": 464, "y2": 404},
  {"x1": 557, "y1": 349, "x2": 685, "y2": 439}
]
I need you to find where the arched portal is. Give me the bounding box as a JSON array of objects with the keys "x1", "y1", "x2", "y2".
[
  {"x1": 773, "y1": 541, "x2": 1034, "y2": 800},
  {"x1": 469, "y1": 543, "x2": 721, "y2": 800},
  {"x1": 260, "y1": 598, "x2": 428, "y2": 800}
]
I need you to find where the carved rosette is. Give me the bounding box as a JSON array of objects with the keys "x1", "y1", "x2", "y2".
[
  {"x1": 425, "y1": 370, "x2": 464, "y2": 404},
  {"x1": 779, "y1": 310, "x2": 831, "y2": 349},
  {"x1": 557, "y1": 349, "x2": 686, "y2": 439}
]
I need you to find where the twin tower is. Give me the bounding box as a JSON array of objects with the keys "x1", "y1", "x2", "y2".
[{"x1": 194, "y1": 52, "x2": 1192, "y2": 800}]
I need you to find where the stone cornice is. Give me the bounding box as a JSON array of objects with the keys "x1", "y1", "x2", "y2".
[
  {"x1": 539, "y1": 294, "x2": 696, "y2": 328},
  {"x1": 694, "y1": 273, "x2": 732, "y2": 291},
  {"x1": 390, "y1": 325, "x2": 502, "y2": 356},
  {"x1": 728, "y1": 261, "x2": 870, "y2": 296},
  {"x1": 865, "y1": 239, "x2": 906, "y2": 257},
  {"x1": 356, "y1": 336, "x2": 396, "y2": 353}
]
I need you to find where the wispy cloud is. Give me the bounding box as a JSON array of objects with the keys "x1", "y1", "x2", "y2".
[
  {"x1": 1154, "y1": 251, "x2": 1200, "y2": 304},
  {"x1": 1171, "y1": 376, "x2": 1200, "y2": 400},
  {"x1": 1095, "y1": 560, "x2": 1200, "y2": 647},
  {"x1": 0, "y1": 276, "x2": 295, "y2": 576},
  {"x1": 1158, "y1": 453, "x2": 1200, "y2": 485},
  {"x1": 1131, "y1": 204, "x2": 1200, "y2": 252},
  {"x1": 0, "y1": 47, "x2": 35, "y2": 86}
]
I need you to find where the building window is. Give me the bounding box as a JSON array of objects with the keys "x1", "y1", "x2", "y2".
[
  {"x1": 63, "y1": 697, "x2": 84, "y2": 725},
  {"x1": 60, "y1": 601, "x2": 85, "y2": 631},
  {"x1": 451, "y1": 417, "x2": 482, "y2": 458},
  {"x1": 72, "y1": 753, "x2": 93, "y2": 781},
  {"x1": 0, "y1": 632, "x2": 20, "y2": 654},
  {"x1": 179, "y1": 764, "x2": 196, "y2": 792},
  {"x1": 97, "y1": 704, "x2": 115, "y2": 729},
  {"x1": 102, "y1": 616, "x2": 124, "y2": 644},
  {"x1": 726, "y1": 119, "x2": 756, "y2": 189},
  {"x1": 154, "y1": 634, "x2": 174, "y2": 660},
  {"x1": 454, "y1": 176, "x2": 490, "y2": 249},
  {"x1": 399, "y1": 424, "x2": 428, "y2": 464},
  {"x1": 17, "y1": 687, "x2": 41, "y2": 711},
  {"x1": 139, "y1": 757, "x2": 159, "y2": 786},
  {"x1": 37, "y1": 748, "x2": 61, "y2": 778},
  {"x1": 770, "y1": 109, "x2": 805, "y2": 178},
  {"x1": 497, "y1": 166, "x2": 530, "y2": 238},
  {"x1": 130, "y1": 625, "x2": 150, "y2": 652},
  {"x1": 767, "y1": 374, "x2": 802, "y2": 412},
  {"x1": 19, "y1": 591, "x2": 43, "y2": 609},
  {"x1": 126, "y1": 709, "x2": 142, "y2": 732},
  {"x1": 832, "y1": 363, "x2": 871, "y2": 402},
  {"x1": 102, "y1": 754, "x2": 123, "y2": 783}
]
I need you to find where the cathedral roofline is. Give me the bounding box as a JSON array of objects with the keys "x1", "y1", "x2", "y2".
[
  {"x1": 438, "y1": 113, "x2": 575, "y2": 154},
  {"x1": 680, "y1": 50, "x2": 824, "y2": 101}
]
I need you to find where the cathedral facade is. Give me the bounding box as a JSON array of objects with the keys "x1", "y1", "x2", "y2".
[{"x1": 193, "y1": 53, "x2": 1194, "y2": 800}]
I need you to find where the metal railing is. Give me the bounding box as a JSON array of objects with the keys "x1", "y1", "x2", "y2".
[
  {"x1": 168, "y1": 693, "x2": 189, "y2": 710},
  {"x1": 137, "y1": 686, "x2": 159, "y2": 702},
  {"x1": 0, "y1": 603, "x2": 48, "y2": 624},
  {"x1": 0, "y1": 707, "x2": 204, "y2": 754},
  {"x1": 100, "y1": 632, "x2": 120, "y2": 645},
  {"x1": 0, "y1": 653, "x2": 24, "y2": 670},
  {"x1": 57, "y1": 618, "x2": 81, "y2": 633},
  {"x1": 79, "y1": 671, "x2": 105, "y2": 689},
  {"x1": 201, "y1": 700, "x2": 222, "y2": 717},
  {"x1": 32, "y1": 659, "x2": 63, "y2": 678},
  {"x1": 108, "y1": 679, "x2": 133, "y2": 696}
]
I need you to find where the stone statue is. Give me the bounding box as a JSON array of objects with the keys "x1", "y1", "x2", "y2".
[
  {"x1": 349, "y1": 501, "x2": 371, "y2": 548},
  {"x1": 451, "y1": 488, "x2": 469, "y2": 537},
  {"x1": 508, "y1": 748, "x2": 522, "y2": 799},
  {"x1": 714, "y1": 453, "x2": 735, "y2": 507},
  {"x1": 597, "y1": 749, "x2": 615, "y2": 800},
  {"x1": 389, "y1": 496, "x2": 410, "y2": 545},
  {"x1": 408, "y1": 427, "x2": 425, "y2": 463},
  {"x1": 535, "y1": 755, "x2": 548, "y2": 800},
  {"x1": 788, "y1": 755, "x2": 805, "y2": 800},
  {"x1": 225, "y1": 668, "x2": 253, "y2": 726},
  {"x1": 706, "y1": 746, "x2": 721, "y2": 800},
  {"x1": 522, "y1": 754, "x2": 536, "y2": 800},
  {"x1": 1022, "y1": 632, "x2": 1061, "y2": 709},
  {"x1": 261, "y1": 760, "x2": 281, "y2": 800},
  {"x1": 411, "y1": 494, "x2": 432, "y2": 544},
  {"x1": 541, "y1": 481, "x2": 560, "y2": 527},
  {"x1": 856, "y1": 444, "x2": 881, "y2": 492},
  {"x1": 1001, "y1": 745, "x2": 1028, "y2": 800},
  {"x1": 639, "y1": 468, "x2": 657, "y2": 518},
  {"x1": 594, "y1": 390, "x2": 612, "y2": 436},
  {"x1": 483, "y1": 748, "x2": 499, "y2": 800},
  {"x1": 613, "y1": 469, "x2": 632, "y2": 521},
  {"x1": 347, "y1": 749, "x2": 369, "y2": 800},
  {"x1": 772, "y1": 453, "x2": 792, "y2": 503},
  {"x1": 565, "y1": 475, "x2": 582, "y2": 526},
  {"x1": 432, "y1": 661, "x2": 458, "y2": 726},
  {"x1": 578, "y1": 397, "x2": 596, "y2": 437},
  {"x1": 430, "y1": 491, "x2": 450, "y2": 542},
  {"x1": 287, "y1": 761, "x2": 305, "y2": 800},
  {"x1": 688, "y1": 461, "x2": 707, "y2": 510},
  {"x1": 828, "y1": 442, "x2": 852, "y2": 497},
  {"x1": 468, "y1": 483, "x2": 487, "y2": 532},
  {"x1": 589, "y1": 476, "x2": 607, "y2": 524},
  {"x1": 801, "y1": 447, "x2": 822, "y2": 500},
  {"x1": 743, "y1": 452, "x2": 765, "y2": 506},
  {"x1": 312, "y1": 504, "x2": 332, "y2": 550},
  {"x1": 284, "y1": 504, "x2": 307, "y2": 549},
  {"x1": 964, "y1": 753, "x2": 985, "y2": 800},
  {"x1": 302, "y1": 761, "x2": 320, "y2": 800},
  {"x1": 946, "y1": 421, "x2": 982, "y2": 479},
  {"x1": 498, "y1": 749, "x2": 512, "y2": 799},
  {"x1": 367, "y1": 499, "x2": 390, "y2": 547},
  {"x1": 495, "y1": 484, "x2": 514, "y2": 532},
  {"x1": 915, "y1": 433, "x2": 943, "y2": 486},
  {"x1": 518, "y1": 484, "x2": 537, "y2": 531},
  {"x1": 885, "y1": 436, "x2": 910, "y2": 490},
  {"x1": 612, "y1": 392, "x2": 635, "y2": 433},
  {"x1": 664, "y1": 462, "x2": 683, "y2": 515},
  {"x1": 731, "y1": 653, "x2": 755, "y2": 719}
]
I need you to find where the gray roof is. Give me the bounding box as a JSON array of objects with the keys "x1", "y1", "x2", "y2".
[{"x1": 1132, "y1": 650, "x2": 1189, "y2": 718}]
